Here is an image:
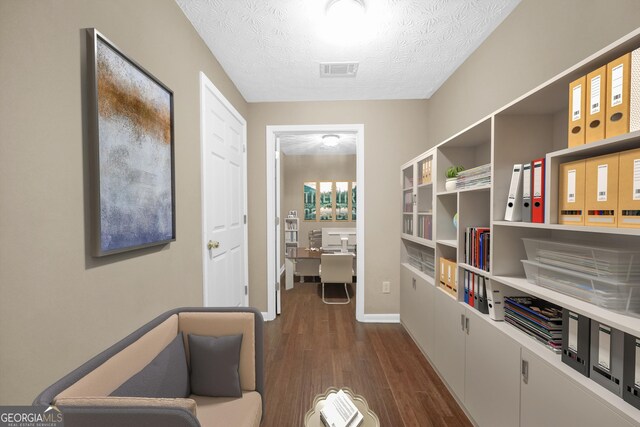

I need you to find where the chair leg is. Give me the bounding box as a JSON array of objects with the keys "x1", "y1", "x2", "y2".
[{"x1": 322, "y1": 282, "x2": 351, "y2": 305}]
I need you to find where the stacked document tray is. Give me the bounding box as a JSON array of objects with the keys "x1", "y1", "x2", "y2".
[
  {"x1": 521, "y1": 238, "x2": 640, "y2": 316},
  {"x1": 504, "y1": 296, "x2": 563, "y2": 353},
  {"x1": 406, "y1": 245, "x2": 435, "y2": 278},
  {"x1": 455, "y1": 164, "x2": 491, "y2": 190}
]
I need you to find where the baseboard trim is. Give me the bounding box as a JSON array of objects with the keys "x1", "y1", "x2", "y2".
[
  {"x1": 360, "y1": 313, "x2": 400, "y2": 323},
  {"x1": 262, "y1": 312, "x2": 275, "y2": 321}
]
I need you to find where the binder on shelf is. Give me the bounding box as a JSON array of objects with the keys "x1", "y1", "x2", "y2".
[
  {"x1": 468, "y1": 270, "x2": 475, "y2": 308},
  {"x1": 605, "y1": 51, "x2": 639, "y2": 138},
  {"x1": 618, "y1": 148, "x2": 640, "y2": 228},
  {"x1": 632, "y1": 48, "x2": 640, "y2": 132},
  {"x1": 531, "y1": 158, "x2": 545, "y2": 223},
  {"x1": 504, "y1": 164, "x2": 523, "y2": 222},
  {"x1": 477, "y1": 276, "x2": 489, "y2": 315},
  {"x1": 585, "y1": 153, "x2": 619, "y2": 227},
  {"x1": 440, "y1": 258, "x2": 457, "y2": 297},
  {"x1": 558, "y1": 159, "x2": 586, "y2": 225},
  {"x1": 561, "y1": 309, "x2": 590, "y2": 377},
  {"x1": 521, "y1": 163, "x2": 532, "y2": 222},
  {"x1": 623, "y1": 333, "x2": 640, "y2": 410},
  {"x1": 485, "y1": 280, "x2": 528, "y2": 321},
  {"x1": 464, "y1": 270, "x2": 470, "y2": 304},
  {"x1": 586, "y1": 66, "x2": 607, "y2": 143},
  {"x1": 589, "y1": 320, "x2": 624, "y2": 397},
  {"x1": 568, "y1": 75, "x2": 586, "y2": 147},
  {"x1": 449, "y1": 259, "x2": 458, "y2": 297},
  {"x1": 473, "y1": 273, "x2": 479, "y2": 308}
]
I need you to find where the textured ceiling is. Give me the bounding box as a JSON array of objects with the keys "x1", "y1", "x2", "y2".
[
  {"x1": 279, "y1": 133, "x2": 356, "y2": 156},
  {"x1": 177, "y1": 0, "x2": 521, "y2": 102}
]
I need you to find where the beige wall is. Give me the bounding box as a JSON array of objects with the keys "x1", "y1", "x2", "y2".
[
  {"x1": 427, "y1": 0, "x2": 640, "y2": 145},
  {"x1": 0, "y1": 0, "x2": 247, "y2": 404},
  {"x1": 248, "y1": 101, "x2": 430, "y2": 313},
  {"x1": 281, "y1": 154, "x2": 357, "y2": 261}
]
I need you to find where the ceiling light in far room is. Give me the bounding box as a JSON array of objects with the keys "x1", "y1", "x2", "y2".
[
  {"x1": 322, "y1": 134, "x2": 340, "y2": 147},
  {"x1": 321, "y1": 0, "x2": 368, "y2": 44}
]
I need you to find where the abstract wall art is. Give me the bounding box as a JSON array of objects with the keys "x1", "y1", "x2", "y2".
[{"x1": 87, "y1": 29, "x2": 175, "y2": 256}]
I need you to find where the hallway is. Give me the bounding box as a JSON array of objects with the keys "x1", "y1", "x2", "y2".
[{"x1": 262, "y1": 282, "x2": 471, "y2": 426}]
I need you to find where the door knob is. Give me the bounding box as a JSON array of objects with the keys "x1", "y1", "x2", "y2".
[{"x1": 207, "y1": 240, "x2": 220, "y2": 250}]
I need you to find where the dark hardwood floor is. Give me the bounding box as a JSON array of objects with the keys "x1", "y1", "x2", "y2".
[{"x1": 262, "y1": 280, "x2": 472, "y2": 427}]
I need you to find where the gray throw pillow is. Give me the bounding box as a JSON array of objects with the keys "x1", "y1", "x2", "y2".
[
  {"x1": 188, "y1": 333, "x2": 243, "y2": 397},
  {"x1": 110, "y1": 332, "x2": 189, "y2": 398}
]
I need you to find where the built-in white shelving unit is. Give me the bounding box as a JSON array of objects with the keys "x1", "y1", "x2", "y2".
[
  {"x1": 284, "y1": 217, "x2": 299, "y2": 249},
  {"x1": 400, "y1": 27, "x2": 640, "y2": 427}
]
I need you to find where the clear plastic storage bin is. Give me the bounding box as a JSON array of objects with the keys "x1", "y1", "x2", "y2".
[
  {"x1": 521, "y1": 259, "x2": 640, "y2": 315},
  {"x1": 522, "y1": 238, "x2": 640, "y2": 282}
]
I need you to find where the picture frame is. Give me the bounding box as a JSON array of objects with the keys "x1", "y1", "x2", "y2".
[
  {"x1": 303, "y1": 182, "x2": 317, "y2": 221},
  {"x1": 335, "y1": 181, "x2": 349, "y2": 221},
  {"x1": 87, "y1": 28, "x2": 176, "y2": 256},
  {"x1": 319, "y1": 181, "x2": 334, "y2": 221}
]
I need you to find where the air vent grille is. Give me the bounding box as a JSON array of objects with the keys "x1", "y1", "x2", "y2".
[{"x1": 319, "y1": 62, "x2": 359, "y2": 78}]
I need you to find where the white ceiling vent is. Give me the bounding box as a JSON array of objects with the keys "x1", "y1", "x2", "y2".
[{"x1": 319, "y1": 62, "x2": 359, "y2": 78}]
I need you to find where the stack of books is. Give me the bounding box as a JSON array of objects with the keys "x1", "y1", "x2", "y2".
[
  {"x1": 320, "y1": 389, "x2": 363, "y2": 427},
  {"x1": 455, "y1": 163, "x2": 491, "y2": 190},
  {"x1": 504, "y1": 296, "x2": 563, "y2": 353},
  {"x1": 464, "y1": 227, "x2": 490, "y2": 271}
]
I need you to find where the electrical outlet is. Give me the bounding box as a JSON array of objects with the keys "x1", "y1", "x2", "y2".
[{"x1": 382, "y1": 281, "x2": 391, "y2": 294}]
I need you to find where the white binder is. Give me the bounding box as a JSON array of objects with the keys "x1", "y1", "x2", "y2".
[
  {"x1": 504, "y1": 164, "x2": 523, "y2": 221},
  {"x1": 521, "y1": 163, "x2": 532, "y2": 222},
  {"x1": 631, "y1": 48, "x2": 640, "y2": 132}
]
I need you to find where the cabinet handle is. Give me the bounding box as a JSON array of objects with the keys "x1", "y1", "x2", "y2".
[
  {"x1": 412, "y1": 278, "x2": 416, "y2": 290},
  {"x1": 521, "y1": 360, "x2": 529, "y2": 384},
  {"x1": 460, "y1": 314, "x2": 465, "y2": 331},
  {"x1": 465, "y1": 316, "x2": 470, "y2": 335}
]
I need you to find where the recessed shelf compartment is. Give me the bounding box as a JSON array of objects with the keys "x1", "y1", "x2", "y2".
[
  {"x1": 492, "y1": 275, "x2": 640, "y2": 338},
  {"x1": 437, "y1": 239, "x2": 458, "y2": 248}
]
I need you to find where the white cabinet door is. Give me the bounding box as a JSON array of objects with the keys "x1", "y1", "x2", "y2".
[
  {"x1": 401, "y1": 265, "x2": 436, "y2": 358},
  {"x1": 520, "y1": 348, "x2": 634, "y2": 427},
  {"x1": 415, "y1": 275, "x2": 435, "y2": 358},
  {"x1": 433, "y1": 288, "x2": 466, "y2": 400},
  {"x1": 464, "y1": 309, "x2": 521, "y2": 427},
  {"x1": 400, "y1": 265, "x2": 417, "y2": 336}
]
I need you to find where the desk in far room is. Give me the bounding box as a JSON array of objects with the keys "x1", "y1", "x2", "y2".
[{"x1": 284, "y1": 247, "x2": 356, "y2": 290}]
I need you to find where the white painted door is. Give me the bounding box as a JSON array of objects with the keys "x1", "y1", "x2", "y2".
[{"x1": 201, "y1": 74, "x2": 246, "y2": 307}]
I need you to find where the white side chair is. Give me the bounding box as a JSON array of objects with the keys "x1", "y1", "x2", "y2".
[{"x1": 319, "y1": 253, "x2": 354, "y2": 304}]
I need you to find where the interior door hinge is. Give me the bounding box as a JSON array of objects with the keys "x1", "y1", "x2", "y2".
[
  {"x1": 243, "y1": 144, "x2": 246, "y2": 153},
  {"x1": 275, "y1": 217, "x2": 280, "y2": 226},
  {"x1": 244, "y1": 285, "x2": 248, "y2": 295},
  {"x1": 244, "y1": 214, "x2": 247, "y2": 224}
]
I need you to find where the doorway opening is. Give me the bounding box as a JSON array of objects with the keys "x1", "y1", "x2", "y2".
[{"x1": 266, "y1": 125, "x2": 365, "y2": 321}]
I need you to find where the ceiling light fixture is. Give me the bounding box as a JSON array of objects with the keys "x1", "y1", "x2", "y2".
[
  {"x1": 322, "y1": 134, "x2": 340, "y2": 147},
  {"x1": 321, "y1": 0, "x2": 367, "y2": 44},
  {"x1": 326, "y1": 0, "x2": 365, "y2": 20}
]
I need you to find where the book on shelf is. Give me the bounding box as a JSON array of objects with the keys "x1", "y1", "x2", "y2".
[
  {"x1": 319, "y1": 389, "x2": 362, "y2": 427},
  {"x1": 404, "y1": 191, "x2": 413, "y2": 212},
  {"x1": 404, "y1": 175, "x2": 414, "y2": 189},
  {"x1": 464, "y1": 227, "x2": 490, "y2": 271},
  {"x1": 417, "y1": 214, "x2": 432, "y2": 240},
  {"x1": 504, "y1": 296, "x2": 563, "y2": 353},
  {"x1": 455, "y1": 163, "x2": 491, "y2": 190},
  {"x1": 419, "y1": 158, "x2": 432, "y2": 185}
]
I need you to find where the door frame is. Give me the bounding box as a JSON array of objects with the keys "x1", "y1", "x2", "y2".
[
  {"x1": 265, "y1": 124, "x2": 365, "y2": 322},
  {"x1": 199, "y1": 71, "x2": 249, "y2": 307}
]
